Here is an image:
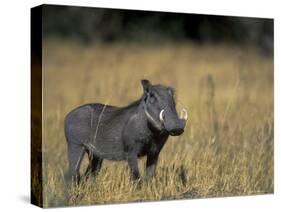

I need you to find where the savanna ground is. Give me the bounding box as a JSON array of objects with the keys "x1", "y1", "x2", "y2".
[{"x1": 41, "y1": 40, "x2": 273, "y2": 207}]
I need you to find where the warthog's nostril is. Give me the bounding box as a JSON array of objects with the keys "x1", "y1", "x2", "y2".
[{"x1": 169, "y1": 128, "x2": 184, "y2": 136}]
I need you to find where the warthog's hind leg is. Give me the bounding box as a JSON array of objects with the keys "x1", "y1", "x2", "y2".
[
  {"x1": 64, "y1": 143, "x2": 85, "y2": 184},
  {"x1": 84, "y1": 154, "x2": 103, "y2": 178}
]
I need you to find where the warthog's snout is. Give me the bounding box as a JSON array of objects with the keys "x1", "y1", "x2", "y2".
[
  {"x1": 168, "y1": 118, "x2": 186, "y2": 136},
  {"x1": 160, "y1": 108, "x2": 188, "y2": 136}
]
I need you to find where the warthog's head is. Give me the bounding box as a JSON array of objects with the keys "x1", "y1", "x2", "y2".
[{"x1": 141, "y1": 79, "x2": 188, "y2": 136}]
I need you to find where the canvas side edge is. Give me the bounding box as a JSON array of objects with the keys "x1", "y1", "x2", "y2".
[{"x1": 31, "y1": 5, "x2": 43, "y2": 208}]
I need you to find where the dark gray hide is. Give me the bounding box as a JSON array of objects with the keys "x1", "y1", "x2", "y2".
[{"x1": 64, "y1": 79, "x2": 188, "y2": 182}]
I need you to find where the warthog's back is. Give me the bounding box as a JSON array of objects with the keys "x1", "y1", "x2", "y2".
[{"x1": 64, "y1": 103, "x2": 138, "y2": 160}]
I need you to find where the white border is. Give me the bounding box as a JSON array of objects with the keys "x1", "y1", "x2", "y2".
[{"x1": 0, "y1": 0, "x2": 279, "y2": 211}]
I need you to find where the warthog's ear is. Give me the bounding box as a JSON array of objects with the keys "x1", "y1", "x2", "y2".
[
  {"x1": 168, "y1": 86, "x2": 175, "y2": 96},
  {"x1": 141, "y1": 79, "x2": 152, "y2": 94}
]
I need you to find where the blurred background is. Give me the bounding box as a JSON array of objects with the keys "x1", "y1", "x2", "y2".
[
  {"x1": 41, "y1": 5, "x2": 273, "y2": 207},
  {"x1": 43, "y1": 5, "x2": 273, "y2": 55}
]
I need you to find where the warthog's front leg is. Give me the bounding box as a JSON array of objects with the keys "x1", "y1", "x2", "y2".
[
  {"x1": 127, "y1": 153, "x2": 140, "y2": 180},
  {"x1": 146, "y1": 153, "x2": 159, "y2": 177}
]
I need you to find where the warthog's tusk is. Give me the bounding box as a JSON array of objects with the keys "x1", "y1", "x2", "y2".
[
  {"x1": 144, "y1": 108, "x2": 162, "y2": 130},
  {"x1": 180, "y1": 108, "x2": 188, "y2": 121},
  {"x1": 159, "y1": 109, "x2": 165, "y2": 123}
]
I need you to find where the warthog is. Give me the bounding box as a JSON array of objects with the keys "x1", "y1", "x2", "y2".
[{"x1": 64, "y1": 79, "x2": 188, "y2": 182}]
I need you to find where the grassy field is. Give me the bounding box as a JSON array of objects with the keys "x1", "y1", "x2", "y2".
[{"x1": 41, "y1": 40, "x2": 273, "y2": 207}]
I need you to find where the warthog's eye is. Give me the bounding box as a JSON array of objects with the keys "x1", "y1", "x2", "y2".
[
  {"x1": 150, "y1": 96, "x2": 156, "y2": 104},
  {"x1": 149, "y1": 92, "x2": 157, "y2": 104}
]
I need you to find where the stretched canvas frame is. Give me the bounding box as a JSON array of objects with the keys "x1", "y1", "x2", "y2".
[{"x1": 31, "y1": 4, "x2": 274, "y2": 208}]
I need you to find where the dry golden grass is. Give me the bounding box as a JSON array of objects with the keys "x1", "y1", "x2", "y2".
[{"x1": 41, "y1": 40, "x2": 273, "y2": 207}]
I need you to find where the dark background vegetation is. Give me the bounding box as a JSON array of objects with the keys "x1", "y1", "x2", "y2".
[{"x1": 42, "y1": 5, "x2": 273, "y2": 54}]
